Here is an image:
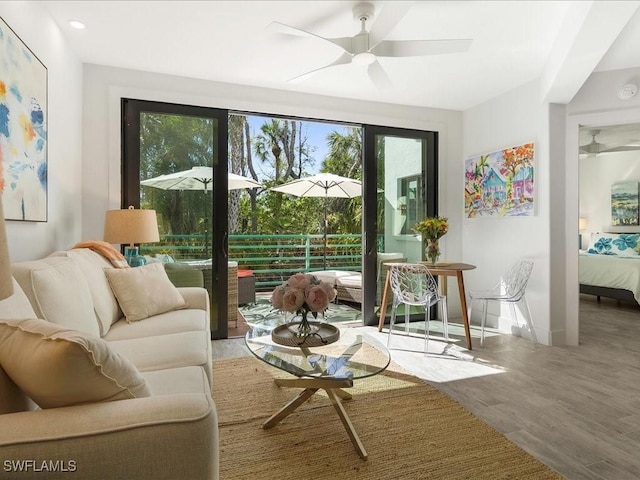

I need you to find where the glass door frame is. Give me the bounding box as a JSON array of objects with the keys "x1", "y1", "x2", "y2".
[
  {"x1": 121, "y1": 98, "x2": 229, "y2": 339},
  {"x1": 362, "y1": 125, "x2": 438, "y2": 326}
]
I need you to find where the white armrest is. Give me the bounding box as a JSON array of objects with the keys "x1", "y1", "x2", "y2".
[
  {"x1": 177, "y1": 287, "x2": 210, "y2": 313},
  {"x1": 0, "y1": 394, "x2": 218, "y2": 480}
]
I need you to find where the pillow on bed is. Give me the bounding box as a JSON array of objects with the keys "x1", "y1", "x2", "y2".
[{"x1": 587, "y1": 233, "x2": 640, "y2": 256}]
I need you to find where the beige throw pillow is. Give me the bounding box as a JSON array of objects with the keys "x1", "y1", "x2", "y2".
[
  {"x1": 0, "y1": 318, "x2": 151, "y2": 409},
  {"x1": 105, "y1": 263, "x2": 186, "y2": 322}
]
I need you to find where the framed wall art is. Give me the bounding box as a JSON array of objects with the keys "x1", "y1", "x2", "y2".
[
  {"x1": 611, "y1": 181, "x2": 639, "y2": 226},
  {"x1": 0, "y1": 17, "x2": 48, "y2": 222},
  {"x1": 464, "y1": 142, "x2": 535, "y2": 218}
]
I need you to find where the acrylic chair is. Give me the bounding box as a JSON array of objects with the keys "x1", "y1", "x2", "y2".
[
  {"x1": 387, "y1": 263, "x2": 448, "y2": 353},
  {"x1": 467, "y1": 260, "x2": 536, "y2": 346}
]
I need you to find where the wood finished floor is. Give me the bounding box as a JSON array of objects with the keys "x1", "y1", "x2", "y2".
[{"x1": 212, "y1": 294, "x2": 640, "y2": 480}]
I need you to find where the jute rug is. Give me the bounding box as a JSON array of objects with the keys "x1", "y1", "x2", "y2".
[{"x1": 212, "y1": 357, "x2": 563, "y2": 480}]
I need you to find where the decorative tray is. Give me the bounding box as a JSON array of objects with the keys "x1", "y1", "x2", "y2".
[{"x1": 271, "y1": 321, "x2": 340, "y2": 347}]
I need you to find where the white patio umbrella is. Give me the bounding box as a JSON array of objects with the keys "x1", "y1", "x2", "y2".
[
  {"x1": 141, "y1": 166, "x2": 262, "y2": 256},
  {"x1": 270, "y1": 173, "x2": 362, "y2": 269}
]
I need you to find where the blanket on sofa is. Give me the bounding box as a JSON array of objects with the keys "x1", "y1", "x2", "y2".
[{"x1": 72, "y1": 240, "x2": 129, "y2": 268}]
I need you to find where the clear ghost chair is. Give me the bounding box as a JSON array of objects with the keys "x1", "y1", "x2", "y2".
[
  {"x1": 387, "y1": 263, "x2": 448, "y2": 352},
  {"x1": 467, "y1": 260, "x2": 536, "y2": 346}
]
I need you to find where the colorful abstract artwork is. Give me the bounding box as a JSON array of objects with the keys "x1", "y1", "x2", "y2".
[
  {"x1": 0, "y1": 17, "x2": 47, "y2": 221},
  {"x1": 464, "y1": 142, "x2": 535, "y2": 218},
  {"x1": 611, "y1": 182, "x2": 639, "y2": 226}
]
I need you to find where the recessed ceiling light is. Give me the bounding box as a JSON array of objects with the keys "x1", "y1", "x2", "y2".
[{"x1": 68, "y1": 20, "x2": 85, "y2": 30}]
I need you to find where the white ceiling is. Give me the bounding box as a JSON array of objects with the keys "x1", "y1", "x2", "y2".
[{"x1": 40, "y1": 0, "x2": 640, "y2": 111}]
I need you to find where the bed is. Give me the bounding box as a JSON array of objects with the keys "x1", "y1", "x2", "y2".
[{"x1": 579, "y1": 232, "x2": 640, "y2": 305}]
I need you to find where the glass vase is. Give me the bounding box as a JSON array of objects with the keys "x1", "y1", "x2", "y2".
[
  {"x1": 426, "y1": 239, "x2": 440, "y2": 265},
  {"x1": 287, "y1": 310, "x2": 319, "y2": 337}
]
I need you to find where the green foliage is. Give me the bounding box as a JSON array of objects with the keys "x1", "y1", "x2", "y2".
[
  {"x1": 140, "y1": 112, "x2": 366, "y2": 245},
  {"x1": 139, "y1": 113, "x2": 215, "y2": 236}
]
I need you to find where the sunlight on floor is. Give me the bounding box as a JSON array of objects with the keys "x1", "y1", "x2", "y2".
[{"x1": 354, "y1": 325, "x2": 508, "y2": 384}]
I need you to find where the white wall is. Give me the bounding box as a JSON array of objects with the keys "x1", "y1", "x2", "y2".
[
  {"x1": 462, "y1": 80, "x2": 553, "y2": 345},
  {"x1": 0, "y1": 3, "x2": 83, "y2": 262},
  {"x1": 580, "y1": 150, "x2": 640, "y2": 242},
  {"x1": 81, "y1": 64, "x2": 466, "y2": 316}
]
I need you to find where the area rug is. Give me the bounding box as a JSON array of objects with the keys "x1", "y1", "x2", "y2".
[
  {"x1": 212, "y1": 357, "x2": 563, "y2": 480},
  {"x1": 238, "y1": 293, "x2": 362, "y2": 331}
]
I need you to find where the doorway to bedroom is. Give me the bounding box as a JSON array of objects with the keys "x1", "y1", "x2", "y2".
[{"x1": 578, "y1": 122, "x2": 640, "y2": 320}]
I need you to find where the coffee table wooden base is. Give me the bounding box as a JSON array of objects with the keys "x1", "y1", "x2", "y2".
[{"x1": 263, "y1": 377, "x2": 368, "y2": 460}]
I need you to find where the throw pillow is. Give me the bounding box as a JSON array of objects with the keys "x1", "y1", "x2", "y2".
[
  {"x1": 105, "y1": 263, "x2": 187, "y2": 322},
  {"x1": 0, "y1": 318, "x2": 151, "y2": 409},
  {"x1": 587, "y1": 232, "x2": 640, "y2": 256},
  {"x1": 12, "y1": 256, "x2": 101, "y2": 337}
]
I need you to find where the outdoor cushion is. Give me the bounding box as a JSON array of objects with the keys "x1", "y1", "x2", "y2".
[{"x1": 336, "y1": 274, "x2": 363, "y2": 289}]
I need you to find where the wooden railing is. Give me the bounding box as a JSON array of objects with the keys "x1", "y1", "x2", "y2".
[{"x1": 143, "y1": 233, "x2": 363, "y2": 290}]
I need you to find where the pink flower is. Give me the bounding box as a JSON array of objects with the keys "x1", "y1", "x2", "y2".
[
  {"x1": 282, "y1": 288, "x2": 305, "y2": 313},
  {"x1": 321, "y1": 282, "x2": 337, "y2": 302},
  {"x1": 287, "y1": 273, "x2": 313, "y2": 290},
  {"x1": 305, "y1": 285, "x2": 329, "y2": 312},
  {"x1": 270, "y1": 285, "x2": 285, "y2": 310}
]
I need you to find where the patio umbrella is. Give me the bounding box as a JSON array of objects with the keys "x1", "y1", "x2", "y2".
[
  {"x1": 270, "y1": 173, "x2": 362, "y2": 269},
  {"x1": 141, "y1": 166, "x2": 262, "y2": 256}
]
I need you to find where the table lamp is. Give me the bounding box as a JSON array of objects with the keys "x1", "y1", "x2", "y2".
[
  {"x1": 579, "y1": 217, "x2": 587, "y2": 250},
  {"x1": 0, "y1": 196, "x2": 13, "y2": 300},
  {"x1": 103, "y1": 206, "x2": 160, "y2": 266}
]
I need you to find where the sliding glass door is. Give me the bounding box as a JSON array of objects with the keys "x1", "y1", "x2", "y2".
[
  {"x1": 362, "y1": 126, "x2": 438, "y2": 326},
  {"x1": 122, "y1": 99, "x2": 229, "y2": 339}
]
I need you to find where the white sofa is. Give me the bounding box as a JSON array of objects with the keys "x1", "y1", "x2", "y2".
[{"x1": 0, "y1": 248, "x2": 218, "y2": 480}]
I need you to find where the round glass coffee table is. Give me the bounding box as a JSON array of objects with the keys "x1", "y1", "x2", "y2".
[{"x1": 245, "y1": 325, "x2": 391, "y2": 460}]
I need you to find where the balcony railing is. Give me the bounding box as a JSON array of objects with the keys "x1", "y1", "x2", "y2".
[{"x1": 143, "y1": 233, "x2": 363, "y2": 290}]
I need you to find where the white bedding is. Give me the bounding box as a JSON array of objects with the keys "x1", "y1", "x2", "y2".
[{"x1": 579, "y1": 252, "x2": 640, "y2": 302}]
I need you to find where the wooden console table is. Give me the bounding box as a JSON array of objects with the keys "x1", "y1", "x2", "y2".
[{"x1": 377, "y1": 263, "x2": 476, "y2": 350}]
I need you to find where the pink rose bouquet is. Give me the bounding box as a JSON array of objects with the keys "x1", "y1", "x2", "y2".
[{"x1": 270, "y1": 273, "x2": 337, "y2": 322}]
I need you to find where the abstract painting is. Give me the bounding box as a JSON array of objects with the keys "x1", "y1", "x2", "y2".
[
  {"x1": 611, "y1": 182, "x2": 639, "y2": 226},
  {"x1": 464, "y1": 142, "x2": 535, "y2": 218},
  {"x1": 0, "y1": 17, "x2": 47, "y2": 222}
]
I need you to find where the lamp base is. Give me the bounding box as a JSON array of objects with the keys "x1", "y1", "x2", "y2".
[{"x1": 124, "y1": 247, "x2": 146, "y2": 267}]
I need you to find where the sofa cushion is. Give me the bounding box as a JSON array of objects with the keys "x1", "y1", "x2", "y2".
[
  {"x1": 105, "y1": 263, "x2": 187, "y2": 322},
  {"x1": 11, "y1": 257, "x2": 100, "y2": 337},
  {"x1": 103, "y1": 309, "x2": 208, "y2": 342},
  {"x1": 109, "y1": 330, "x2": 212, "y2": 385},
  {"x1": 0, "y1": 318, "x2": 151, "y2": 409},
  {"x1": 61, "y1": 249, "x2": 124, "y2": 336},
  {"x1": 141, "y1": 366, "x2": 210, "y2": 396}
]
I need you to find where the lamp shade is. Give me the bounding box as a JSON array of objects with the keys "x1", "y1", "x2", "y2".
[
  {"x1": 0, "y1": 196, "x2": 14, "y2": 300},
  {"x1": 579, "y1": 217, "x2": 587, "y2": 230},
  {"x1": 103, "y1": 206, "x2": 160, "y2": 247}
]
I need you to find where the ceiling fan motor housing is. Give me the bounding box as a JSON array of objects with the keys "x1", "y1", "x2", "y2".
[{"x1": 353, "y1": 2, "x2": 375, "y2": 23}]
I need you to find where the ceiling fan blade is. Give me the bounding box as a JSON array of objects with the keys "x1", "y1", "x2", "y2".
[
  {"x1": 267, "y1": 21, "x2": 352, "y2": 52},
  {"x1": 368, "y1": 60, "x2": 392, "y2": 90},
  {"x1": 368, "y1": 2, "x2": 414, "y2": 49},
  {"x1": 601, "y1": 145, "x2": 640, "y2": 153},
  {"x1": 288, "y1": 52, "x2": 353, "y2": 83},
  {"x1": 371, "y1": 39, "x2": 472, "y2": 58}
]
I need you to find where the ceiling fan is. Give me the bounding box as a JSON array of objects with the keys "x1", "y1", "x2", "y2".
[
  {"x1": 580, "y1": 130, "x2": 640, "y2": 157},
  {"x1": 267, "y1": 2, "x2": 472, "y2": 89}
]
